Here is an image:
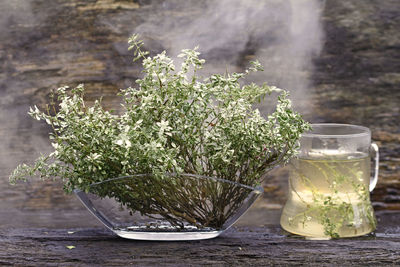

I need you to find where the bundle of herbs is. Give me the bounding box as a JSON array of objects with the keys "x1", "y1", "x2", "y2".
[{"x1": 10, "y1": 35, "x2": 309, "y2": 229}]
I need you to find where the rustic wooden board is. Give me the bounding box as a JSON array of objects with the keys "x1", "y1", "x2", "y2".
[{"x1": 1, "y1": 211, "x2": 400, "y2": 266}]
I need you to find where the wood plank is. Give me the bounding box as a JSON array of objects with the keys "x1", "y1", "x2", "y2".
[{"x1": 1, "y1": 211, "x2": 400, "y2": 266}]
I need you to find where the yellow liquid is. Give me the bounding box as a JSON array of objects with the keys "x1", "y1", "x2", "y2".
[{"x1": 280, "y1": 153, "x2": 376, "y2": 238}]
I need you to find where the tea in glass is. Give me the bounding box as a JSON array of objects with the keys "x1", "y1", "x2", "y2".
[{"x1": 280, "y1": 124, "x2": 379, "y2": 239}]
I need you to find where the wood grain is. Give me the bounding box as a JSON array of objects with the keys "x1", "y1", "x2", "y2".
[{"x1": 1, "y1": 211, "x2": 400, "y2": 266}]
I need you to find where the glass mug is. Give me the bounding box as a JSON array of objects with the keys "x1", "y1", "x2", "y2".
[{"x1": 280, "y1": 123, "x2": 379, "y2": 239}]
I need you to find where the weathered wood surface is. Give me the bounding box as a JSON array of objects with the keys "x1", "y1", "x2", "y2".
[{"x1": 1, "y1": 211, "x2": 400, "y2": 266}]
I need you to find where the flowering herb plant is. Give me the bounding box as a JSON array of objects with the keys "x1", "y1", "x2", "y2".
[{"x1": 10, "y1": 35, "x2": 309, "y2": 228}]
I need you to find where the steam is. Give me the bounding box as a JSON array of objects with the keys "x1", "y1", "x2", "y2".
[
  {"x1": 0, "y1": 0, "x2": 37, "y2": 40},
  {"x1": 133, "y1": 0, "x2": 324, "y2": 114}
]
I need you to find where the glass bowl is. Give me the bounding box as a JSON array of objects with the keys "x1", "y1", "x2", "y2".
[{"x1": 74, "y1": 173, "x2": 263, "y2": 241}]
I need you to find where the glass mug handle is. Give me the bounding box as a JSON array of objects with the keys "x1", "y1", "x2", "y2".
[{"x1": 369, "y1": 142, "x2": 379, "y2": 192}]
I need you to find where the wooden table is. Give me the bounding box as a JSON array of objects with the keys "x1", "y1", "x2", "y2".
[{"x1": 2, "y1": 210, "x2": 399, "y2": 266}]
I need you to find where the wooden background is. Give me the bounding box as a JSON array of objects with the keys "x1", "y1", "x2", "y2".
[{"x1": 0, "y1": 0, "x2": 399, "y2": 230}]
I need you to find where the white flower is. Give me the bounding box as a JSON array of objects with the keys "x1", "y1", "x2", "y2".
[
  {"x1": 60, "y1": 101, "x2": 68, "y2": 110},
  {"x1": 115, "y1": 135, "x2": 132, "y2": 148},
  {"x1": 51, "y1": 143, "x2": 59, "y2": 149},
  {"x1": 87, "y1": 153, "x2": 101, "y2": 161},
  {"x1": 157, "y1": 120, "x2": 172, "y2": 135},
  {"x1": 125, "y1": 139, "x2": 132, "y2": 148},
  {"x1": 29, "y1": 105, "x2": 41, "y2": 120}
]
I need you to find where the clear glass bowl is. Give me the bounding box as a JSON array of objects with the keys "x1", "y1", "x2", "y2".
[{"x1": 74, "y1": 173, "x2": 263, "y2": 241}]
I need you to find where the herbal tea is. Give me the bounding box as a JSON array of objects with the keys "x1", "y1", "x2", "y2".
[{"x1": 280, "y1": 151, "x2": 376, "y2": 239}]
